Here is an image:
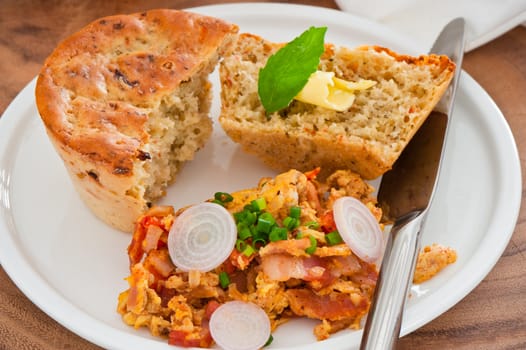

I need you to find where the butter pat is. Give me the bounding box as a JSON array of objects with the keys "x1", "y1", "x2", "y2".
[{"x1": 295, "y1": 71, "x2": 376, "y2": 111}]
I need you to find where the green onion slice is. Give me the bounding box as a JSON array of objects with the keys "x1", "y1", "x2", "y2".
[
  {"x1": 251, "y1": 197, "x2": 267, "y2": 212},
  {"x1": 242, "y1": 244, "x2": 256, "y2": 257},
  {"x1": 236, "y1": 239, "x2": 247, "y2": 252},
  {"x1": 237, "y1": 222, "x2": 252, "y2": 240},
  {"x1": 167, "y1": 202, "x2": 237, "y2": 272},
  {"x1": 244, "y1": 211, "x2": 257, "y2": 226},
  {"x1": 269, "y1": 227, "x2": 288, "y2": 242},
  {"x1": 289, "y1": 206, "x2": 301, "y2": 219},
  {"x1": 212, "y1": 199, "x2": 225, "y2": 206},
  {"x1": 283, "y1": 217, "x2": 299, "y2": 230},
  {"x1": 305, "y1": 235, "x2": 317, "y2": 254},
  {"x1": 252, "y1": 236, "x2": 268, "y2": 248},
  {"x1": 264, "y1": 334, "x2": 274, "y2": 347},
  {"x1": 218, "y1": 271, "x2": 230, "y2": 289},
  {"x1": 214, "y1": 192, "x2": 234, "y2": 203},
  {"x1": 209, "y1": 301, "x2": 271, "y2": 350},
  {"x1": 256, "y1": 212, "x2": 275, "y2": 233},
  {"x1": 305, "y1": 221, "x2": 320, "y2": 229},
  {"x1": 326, "y1": 230, "x2": 343, "y2": 246}
]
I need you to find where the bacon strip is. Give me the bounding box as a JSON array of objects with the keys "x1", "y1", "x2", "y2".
[
  {"x1": 262, "y1": 254, "x2": 326, "y2": 282},
  {"x1": 128, "y1": 206, "x2": 174, "y2": 266},
  {"x1": 142, "y1": 224, "x2": 164, "y2": 252},
  {"x1": 286, "y1": 289, "x2": 368, "y2": 321},
  {"x1": 258, "y1": 238, "x2": 311, "y2": 257},
  {"x1": 261, "y1": 252, "x2": 365, "y2": 285},
  {"x1": 143, "y1": 249, "x2": 175, "y2": 283}
]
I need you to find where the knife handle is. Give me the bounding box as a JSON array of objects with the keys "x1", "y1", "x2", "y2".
[{"x1": 360, "y1": 212, "x2": 424, "y2": 350}]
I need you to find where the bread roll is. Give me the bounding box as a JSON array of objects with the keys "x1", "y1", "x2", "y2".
[
  {"x1": 219, "y1": 33, "x2": 455, "y2": 179},
  {"x1": 35, "y1": 10, "x2": 238, "y2": 232}
]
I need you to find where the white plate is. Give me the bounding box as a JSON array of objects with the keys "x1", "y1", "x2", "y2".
[
  {"x1": 335, "y1": 0, "x2": 526, "y2": 52},
  {"x1": 0, "y1": 3, "x2": 521, "y2": 350}
]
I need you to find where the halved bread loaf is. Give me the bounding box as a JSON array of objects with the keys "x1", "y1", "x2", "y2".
[
  {"x1": 35, "y1": 10, "x2": 238, "y2": 232},
  {"x1": 219, "y1": 33, "x2": 455, "y2": 179}
]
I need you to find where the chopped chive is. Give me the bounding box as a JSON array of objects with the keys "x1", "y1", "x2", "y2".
[
  {"x1": 305, "y1": 236, "x2": 317, "y2": 254},
  {"x1": 269, "y1": 227, "x2": 288, "y2": 242},
  {"x1": 252, "y1": 230, "x2": 268, "y2": 242},
  {"x1": 212, "y1": 199, "x2": 225, "y2": 206},
  {"x1": 296, "y1": 231, "x2": 304, "y2": 239},
  {"x1": 257, "y1": 212, "x2": 275, "y2": 233},
  {"x1": 283, "y1": 217, "x2": 292, "y2": 229},
  {"x1": 305, "y1": 221, "x2": 320, "y2": 229},
  {"x1": 283, "y1": 217, "x2": 299, "y2": 230},
  {"x1": 251, "y1": 197, "x2": 267, "y2": 212},
  {"x1": 218, "y1": 271, "x2": 230, "y2": 289},
  {"x1": 252, "y1": 237, "x2": 267, "y2": 248},
  {"x1": 238, "y1": 225, "x2": 252, "y2": 240},
  {"x1": 264, "y1": 334, "x2": 274, "y2": 347},
  {"x1": 234, "y1": 210, "x2": 248, "y2": 223},
  {"x1": 242, "y1": 244, "x2": 256, "y2": 257},
  {"x1": 326, "y1": 231, "x2": 343, "y2": 245},
  {"x1": 236, "y1": 239, "x2": 247, "y2": 252},
  {"x1": 289, "y1": 206, "x2": 301, "y2": 219},
  {"x1": 214, "y1": 192, "x2": 234, "y2": 203},
  {"x1": 250, "y1": 224, "x2": 260, "y2": 237},
  {"x1": 244, "y1": 211, "x2": 257, "y2": 225}
]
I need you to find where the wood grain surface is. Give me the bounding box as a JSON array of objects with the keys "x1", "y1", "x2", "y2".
[{"x1": 0, "y1": 1, "x2": 524, "y2": 349}]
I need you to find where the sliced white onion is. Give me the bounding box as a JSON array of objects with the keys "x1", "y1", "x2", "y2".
[
  {"x1": 167, "y1": 202, "x2": 237, "y2": 272},
  {"x1": 332, "y1": 196, "x2": 383, "y2": 263},
  {"x1": 209, "y1": 301, "x2": 271, "y2": 350}
]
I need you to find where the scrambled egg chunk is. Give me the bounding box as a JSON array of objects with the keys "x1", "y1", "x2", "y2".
[{"x1": 117, "y1": 169, "x2": 456, "y2": 347}]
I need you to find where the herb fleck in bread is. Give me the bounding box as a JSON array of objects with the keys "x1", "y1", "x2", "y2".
[
  {"x1": 219, "y1": 33, "x2": 455, "y2": 179},
  {"x1": 35, "y1": 10, "x2": 238, "y2": 232}
]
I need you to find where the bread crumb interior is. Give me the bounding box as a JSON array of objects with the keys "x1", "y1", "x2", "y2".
[{"x1": 130, "y1": 67, "x2": 214, "y2": 203}]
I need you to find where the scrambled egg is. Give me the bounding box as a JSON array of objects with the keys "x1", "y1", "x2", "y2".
[
  {"x1": 413, "y1": 244, "x2": 457, "y2": 284},
  {"x1": 117, "y1": 169, "x2": 456, "y2": 347}
]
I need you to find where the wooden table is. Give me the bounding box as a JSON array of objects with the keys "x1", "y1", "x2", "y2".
[{"x1": 1, "y1": 1, "x2": 524, "y2": 349}]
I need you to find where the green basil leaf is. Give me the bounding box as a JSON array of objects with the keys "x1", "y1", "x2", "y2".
[{"x1": 258, "y1": 26, "x2": 327, "y2": 114}]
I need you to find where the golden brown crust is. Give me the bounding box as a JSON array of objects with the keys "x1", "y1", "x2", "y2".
[
  {"x1": 35, "y1": 9, "x2": 238, "y2": 231},
  {"x1": 36, "y1": 9, "x2": 236, "y2": 176},
  {"x1": 218, "y1": 118, "x2": 391, "y2": 179}
]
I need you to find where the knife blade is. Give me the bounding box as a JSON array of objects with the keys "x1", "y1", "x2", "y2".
[{"x1": 360, "y1": 17, "x2": 465, "y2": 350}]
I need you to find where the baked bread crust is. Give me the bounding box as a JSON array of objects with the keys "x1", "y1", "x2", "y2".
[
  {"x1": 36, "y1": 9, "x2": 238, "y2": 232},
  {"x1": 219, "y1": 33, "x2": 455, "y2": 179}
]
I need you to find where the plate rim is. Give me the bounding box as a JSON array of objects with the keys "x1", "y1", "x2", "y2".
[
  {"x1": 333, "y1": 0, "x2": 526, "y2": 51},
  {"x1": 0, "y1": 3, "x2": 522, "y2": 350}
]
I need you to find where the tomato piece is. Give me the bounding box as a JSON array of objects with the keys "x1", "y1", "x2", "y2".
[
  {"x1": 304, "y1": 167, "x2": 321, "y2": 180},
  {"x1": 205, "y1": 300, "x2": 221, "y2": 320},
  {"x1": 228, "y1": 248, "x2": 255, "y2": 270},
  {"x1": 128, "y1": 213, "x2": 171, "y2": 265},
  {"x1": 128, "y1": 218, "x2": 148, "y2": 265},
  {"x1": 168, "y1": 328, "x2": 213, "y2": 348},
  {"x1": 222, "y1": 256, "x2": 237, "y2": 274},
  {"x1": 168, "y1": 330, "x2": 201, "y2": 347},
  {"x1": 320, "y1": 210, "x2": 337, "y2": 233}
]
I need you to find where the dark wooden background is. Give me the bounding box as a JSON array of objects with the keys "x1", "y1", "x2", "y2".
[{"x1": 1, "y1": 1, "x2": 524, "y2": 349}]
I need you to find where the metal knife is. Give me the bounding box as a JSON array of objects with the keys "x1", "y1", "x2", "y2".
[{"x1": 360, "y1": 17, "x2": 466, "y2": 350}]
